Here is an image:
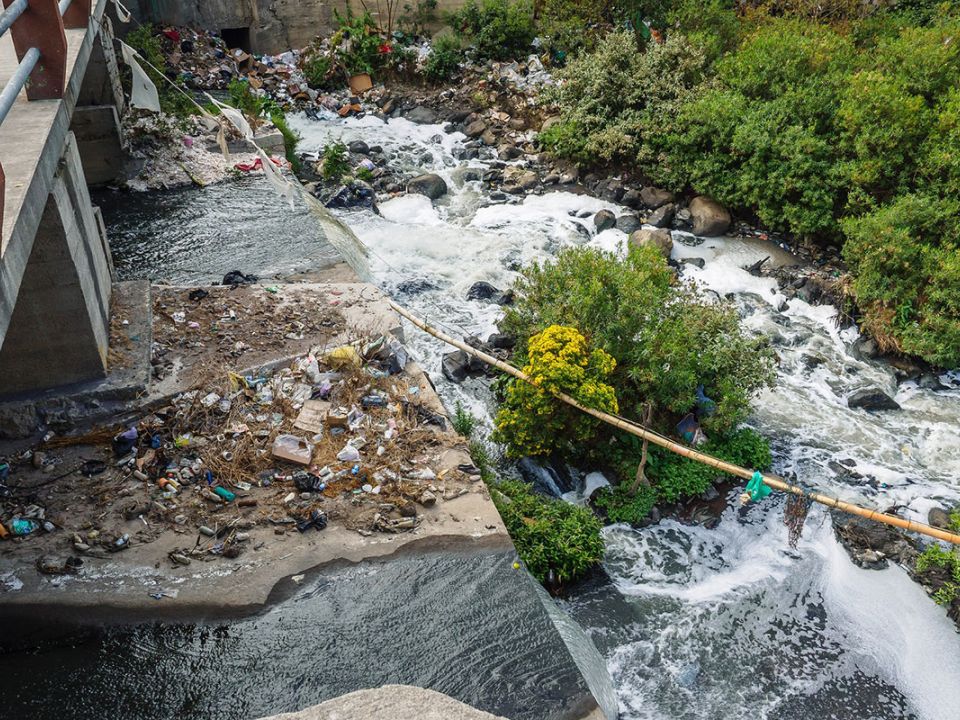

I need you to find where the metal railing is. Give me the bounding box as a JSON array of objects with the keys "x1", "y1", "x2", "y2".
[{"x1": 0, "y1": 0, "x2": 91, "y2": 243}]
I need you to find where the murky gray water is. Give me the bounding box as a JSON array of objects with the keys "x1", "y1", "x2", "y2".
[
  {"x1": 0, "y1": 551, "x2": 598, "y2": 720},
  {"x1": 93, "y1": 176, "x2": 341, "y2": 284}
]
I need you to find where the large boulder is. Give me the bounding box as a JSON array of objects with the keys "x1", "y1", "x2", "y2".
[
  {"x1": 629, "y1": 228, "x2": 673, "y2": 259},
  {"x1": 640, "y1": 186, "x2": 675, "y2": 209},
  {"x1": 689, "y1": 196, "x2": 731, "y2": 236},
  {"x1": 929, "y1": 507, "x2": 953, "y2": 529},
  {"x1": 847, "y1": 388, "x2": 901, "y2": 411},
  {"x1": 407, "y1": 174, "x2": 448, "y2": 200},
  {"x1": 593, "y1": 209, "x2": 616, "y2": 232}
]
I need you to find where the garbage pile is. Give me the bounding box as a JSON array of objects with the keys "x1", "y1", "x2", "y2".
[{"x1": 0, "y1": 335, "x2": 481, "y2": 572}]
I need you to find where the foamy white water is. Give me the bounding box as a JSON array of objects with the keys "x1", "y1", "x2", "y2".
[{"x1": 288, "y1": 110, "x2": 960, "y2": 719}]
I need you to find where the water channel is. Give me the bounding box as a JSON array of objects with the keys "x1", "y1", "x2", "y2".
[{"x1": 83, "y1": 111, "x2": 960, "y2": 719}]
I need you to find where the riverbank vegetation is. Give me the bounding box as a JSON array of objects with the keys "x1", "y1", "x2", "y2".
[{"x1": 535, "y1": 1, "x2": 960, "y2": 367}]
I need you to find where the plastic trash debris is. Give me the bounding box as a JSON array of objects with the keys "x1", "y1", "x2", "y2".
[
  {"x1": 297, "y1": 509, "x2": 328, "y2": 533},
  {"x1": 337, "y1": 444, "x2": 361, "y2": 462},
  {"x1": 213, "y1": 486, "x2": 236, "y2": 502},
  {"x1": 272, "y1": 434, "x2": 313, "y2": 465},
  {"x1": 9, "y1": 518, "x2": 40, "y2": 536},
  {"x1": 326, "y1": 345, "x2": 362, "y2": 368},
  {"x1": 112, "y1": 427, "x2": 139, "y2": 457}
]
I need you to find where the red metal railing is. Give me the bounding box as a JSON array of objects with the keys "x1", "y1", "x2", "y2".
[{"x1": 0, "y1": 0, "x2": 92, "y2": 244}]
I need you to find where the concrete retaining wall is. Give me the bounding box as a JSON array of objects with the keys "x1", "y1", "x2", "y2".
[{"x1": 130, "y1": 0, "x2": 468, "y2": 54}]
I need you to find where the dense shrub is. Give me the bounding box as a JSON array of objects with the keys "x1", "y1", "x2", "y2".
[
  {"x1": 423, "y1": 33, "x2": 463, "y2": 81},
  {"x1": 493, "y1": 325, "x2": 618, "y2": 458},
  {"x1": 842, "y1": 196, "x2": 960, "y2": 366},
  {"x1": 451, "y1": 0, "x2": 536, "y2": 61},
  {"x1": 501, "y1": 245, "x2": 777, "y2": 433},
  {"x1": 593, "y1": 484, "x2": 658, "y2": 525},
  {"x1": 125, "y1": 24, "x2": 195, "y2": 116},
  {"x1": 302, "y1": 53, "x2": 336, "y2": 89},
  {"x1": 490, "y1": 479, "x2": 604, "y2": 584},
  {"x1": 542, "y1": 31, "x2": 709, "y2": 166}
]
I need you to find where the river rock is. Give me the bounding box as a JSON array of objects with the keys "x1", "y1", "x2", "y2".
[
  {"x1": 503, "y1": 168, "x2": 538, "y2": 193},
  {"x1": 540, "y1": 116, "x2": 562, "y2": 132},
  {"x1": 487, "y1": 333, "x2": 516, "y2": 350},
  {"x1": 681, "y1": 257, "x2": 705, "y2": 269},
  {"x1": 646, "y1": 203, "x2": 675, "y2": 228},
  {"x1": 442, "y1": 351, "x2": 469, "y2": 382},
  {"x1": 480, "y1": 129, "x2": 498, "y2": 146},
  {"x1": 629, "y1": 228, "x2": 673, "y2": 259},
  {"x1": 466, "y1": 281, "x2": 502, "y2": 303},
  {"x1": 832, "y1": 510, "x2": 918, "y2": 569},
  {"x1": 407, "y1": 174, "x2": 448, "y2": 200},
  {"x1": 405, "y1": 106, "x2": 438, "y2": 124},
  {"x1": 615, "y1": 214, "x2": 642, "y2": 234},
  {"x1": 918, "y1": 372, "x2": 946, "y2": 391},
  {"x1": 348, "y1": 140, "x2": 369, "y2": 155},
  {"x1": 929, "y1": 507, "x2": 953, "y2": 529},
  {"x1": 464, "y1": 119, "x2": 487, "y2": 137},
  {"x1": 689, "y1": 196, "x2": 731, "y2": 236},
  {"x1": 847, "y1": 388, "x2": 901, "y2": 411},
  {"x1": 640, "y1": 186, "x2": 675, "y2": 209},
  {"x1": 452, "y1": 166, "x2": 484, "y2": 184},
  {"x1": 498, "y1": 144, "x2": 522, "y2": 160},
  {"x1": 593, "y1": 210, "x2": 616, "y2": 232},
  {"x1": 621, "y1": 189, "x2": 643, "y2": 209}
]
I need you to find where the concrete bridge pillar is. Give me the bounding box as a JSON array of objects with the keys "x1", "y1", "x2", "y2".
[
  {"x1": 71, "y1": 18, "x2": 125, "y2": 186},
  {"x1": 0, "y1": 132, "x2": 113, "y2": 397}
]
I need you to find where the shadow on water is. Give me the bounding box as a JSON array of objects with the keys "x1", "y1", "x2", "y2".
[
  {"x1": 0, "y1": 551, "x2": 599, "y2": 720},
  {"x1": 92, "y1": 177, "x2": 342, "y2": 285}
]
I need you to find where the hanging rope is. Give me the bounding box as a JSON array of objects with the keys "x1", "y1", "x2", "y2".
[{"x1": 387, "y1": 299, "x2": 960, "y2": 547}]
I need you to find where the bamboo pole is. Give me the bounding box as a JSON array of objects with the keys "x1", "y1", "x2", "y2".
[{"x1": 389, "y1": 300, "x2": 960, "y2": 546}]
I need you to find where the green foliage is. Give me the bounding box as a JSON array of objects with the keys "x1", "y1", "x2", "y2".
[
  {"x1": 452, "y1": 401, "x2": 478, "y2": 437},
  {"x1": 270, "y1": 112, "x2": 301, "y2": 168},
  {"x1": 490, "y1": 479, "x2": 604, "y2": 584},
  {"x1": 593, "y1": 484, "x2": 658, "y2": 525},
  {"x1": 125, "y1": 24, "x2": 195, "y2": 117},
  {"x1": 916, "y1": 508, "x2": 960, "y2": 606},
  {"x1": 332, "y1": 9, "x2": 384, "y2": 74},
  {"x1": 303, "y1": 54, "x2": 335, "y2": 90},
  {"x1": 542, "y1": 30, "x2": 709, "y2": 166},
  {"x1": 423, "y1": 33, "x2": 463, "y2": 81},
  {"x1": 842, "y1": 195, "x2": 960, "y2": 366},
  {"x1": 451, "y1": 0, "x2": 536, "y2": 61},
  {"x1": 643, "y1": 427, "x2": 772, "y2": 503},
  {"x1": 537, "y1": 119, "x2": 589, "y2": 163},
  {"x1": 321, "y1": 141, "x2": 350, "y2": 181},
  {"x1": 501, "y1": 245, "x2": 777, "y2": 433},
  {"x1": 493, "y1": 325, "x2": 619, "y2": 458}
]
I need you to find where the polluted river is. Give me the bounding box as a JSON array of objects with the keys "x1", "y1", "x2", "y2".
[{"x1": 67, "y1": 112, "x2": 960, "y2": 719}]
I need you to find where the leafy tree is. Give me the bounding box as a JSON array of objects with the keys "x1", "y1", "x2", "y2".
[
  {"x1": 451, "y1": 0, "x2": 536, "y2": 61},
  {"x1": 501, "y1": 245, "x2": 777, "y2": 433}
]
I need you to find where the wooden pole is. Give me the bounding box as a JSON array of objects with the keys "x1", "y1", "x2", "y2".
[{"x1": 389, "y1": 300, "x2": 960, "y2": 546}]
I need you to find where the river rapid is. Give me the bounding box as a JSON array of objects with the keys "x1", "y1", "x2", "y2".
[{"x1": 103, "y1": 110, "x2": 960, "y2": 719}]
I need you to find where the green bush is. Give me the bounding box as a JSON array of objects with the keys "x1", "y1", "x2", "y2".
[
  {"x1": 501, "y1": 245, "x2": 777, "y2": 434},
  {"x1": 452, "y1": 401, "x2": 477, "y2": 437},
  {"x1": 332, "y1": 10, "x2": 384, "y2": 74},
  {"x1": 593, "y1": 484, "x2": 658, "y2": 525},
  {"x1": 493, "y1": 325, "x2": 619, "y2": 458},
  {"x1": 321, "y1": 141, "x2": 350, "y2": 181},
  {"x1": 542, "y1": 30, "x2": 709, "y2": 167},
  {"x1": 643, "y1": 427, "x2": 772, "y2": 503},
  {"x1": 842, "y1": 195, "x2": 960, "y2": 366},
  {"x1": 423, "y1": 33, "x2": 463, "y2": 81},
  {"x1": 451, "y1": 0, "x2": 535, "y2": 61},
  {"x1": 490, "y1": 479, "x2": 604, "y2": 584},
  {"x1": 303, "y1": 53, "x2": 336, "y2": 89}
]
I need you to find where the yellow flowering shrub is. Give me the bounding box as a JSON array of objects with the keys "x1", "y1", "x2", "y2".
[{"x1": 493, "y1": 325, "x2": 618, "y2": 457}]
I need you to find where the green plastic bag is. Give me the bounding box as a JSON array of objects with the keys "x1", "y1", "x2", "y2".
[{"x1": 745, "y1": 471, "x2": 771, "y2": 502}]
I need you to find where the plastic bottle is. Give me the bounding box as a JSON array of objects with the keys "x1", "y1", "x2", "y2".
[{"x1": 10, "y1": 518, "x2": 39, "y2": 536}]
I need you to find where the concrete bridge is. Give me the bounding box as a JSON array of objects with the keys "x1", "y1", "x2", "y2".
[{"x1": 0, "y1": 0, "x2": 124, "y2": 398}]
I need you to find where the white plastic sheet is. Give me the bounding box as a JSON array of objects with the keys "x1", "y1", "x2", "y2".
[{"x1": 119, "y1": 41, "x2": 161, "y2": 112}]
